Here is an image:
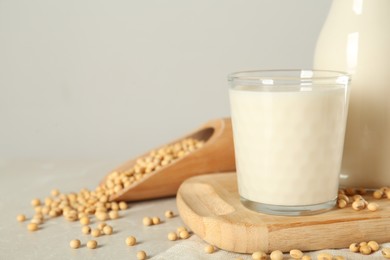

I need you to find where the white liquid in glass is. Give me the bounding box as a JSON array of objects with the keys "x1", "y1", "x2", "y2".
[{"x1": 230, "y1": 86, "x2": 348, "y2": 206}]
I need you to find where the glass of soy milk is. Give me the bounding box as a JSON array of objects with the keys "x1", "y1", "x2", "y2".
[{"x1": 228, "y1": 70, "x2": 351, "y2": 216}]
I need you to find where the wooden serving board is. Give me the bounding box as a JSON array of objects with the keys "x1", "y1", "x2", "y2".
[{"x1": 176, "y1": 172, "x2": 390, "y2": 253}]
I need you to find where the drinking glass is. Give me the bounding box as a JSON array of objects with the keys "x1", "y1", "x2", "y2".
[{"x1": 228, "y1": 70, "x2": 351, "y2": 216}]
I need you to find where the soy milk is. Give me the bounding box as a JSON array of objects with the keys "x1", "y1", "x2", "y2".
[{"x1": 229, "y1": 86, "x2": 349, "y2": 206}]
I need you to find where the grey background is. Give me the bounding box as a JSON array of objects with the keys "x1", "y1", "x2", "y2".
[{"x1": 0, "y1": 0, "x2": 330, "y2": 161}]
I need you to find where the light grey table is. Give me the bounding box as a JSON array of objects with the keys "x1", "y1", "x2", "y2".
[
  {"x1": 1, "y1": 159, "x2": 384, "y2": 260},
  {"x1": 0, "y1": 159, "x2": 191, "y2": 260}
]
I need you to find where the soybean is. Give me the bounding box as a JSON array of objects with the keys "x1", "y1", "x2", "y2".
[
  {"x1": 317, "y1": 252, "x2": 332, "y2": 260},
  {"x1": 108, "y1": 210, "x2": 119, "y2": 220},
  {"x1": 337, "y1": 199, "x2": 347, "y2": 208},
  {"x1": 252, "y1": 251, "x2": 267, "y2": 260},
  {"x1": 360, "y1": 245, "x2": 372, "y2": 255},
  {"x1": 290, "y1": 249, "x2": 303, "y2": 259},
  {"x1": 204, "y1": 245, "x2": 215, "y2": 254},
  {"x1": 165, "y1": 210, "x2": 175, "y2": 218},
  {"x1": 349, "y1": 243, "x2": 359, "y2": 253},
  {"x1": 136, "y1": 250, "x2": 147, "y2": 260},
  {"x1": 367, "y1": 202, "x2": 379, "y2": 211},
  {"x1": 152, "y1": 217, "x2": 161, "y2": 225},
  {"x1": 87, "y1": 240, "x2": 97, "y2": 249},
  {"x1": 16, "y1": 214, "x2": 26, "y2": 222},
  {"x1": 125, "y1": 236, "x2": 136, "y2": 246},
  {"x1": 352, "y1": 200, "x2": 365, "y2": 210},
  {"x1": 118, "y1": 201, "x2": 128, "y2": 210},
  {"x1": 143, "y1": 217, "x2": 153, "y2": 226},
  {"x1": 27, "y1": 223, "x2": 38, "y2": 232},
  {"x1": 179, "y1": 230, "x2": 190, "y2": 239},
  {"x1": 373, "y1": 190, "x2": 384, "y2": 199},
  {"x1": 176, "y1": 226, "x2": 187, "y2": 234},
  {"x1": 69, "y1": 239, "x2": 81, "y2": 249},
  {"x1": 270, "y1": 250, "x2": 284, "y2": 260},
  {"x1": 79, "y1": 216, "x2": 90, "y2": 225},
  {"x1": 382, "y1": 248, "x2": 390, "y2": 259},
  {"x1": 81, "y1": 226, "x2": 91, "y2": 234},
  {"x1": 368, "y1": 240, "x2": 379, "y2": 251},
  {"x1": 167, "y1": 232, "x2": 177, "y2": 241},
  {"x1": 102, "y1": 225, "x2": 113, "y2": 235},
  {"x1": 51, "y1": 189, "x2": 60, "y2": 197},
  {"x1": 91, "y1": 229, "x2": 101, "y2": 237},
  {"x1": 31, "y1": 198, "x2": 41, "y2": 207}
]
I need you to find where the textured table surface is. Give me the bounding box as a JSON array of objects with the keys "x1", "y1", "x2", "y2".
[
  {"x1": 0, "y1": 159, "x2": 388, "y2": 260},
  {"x1": 0, "y1": 159, "x2": 186, "y2": 260}
]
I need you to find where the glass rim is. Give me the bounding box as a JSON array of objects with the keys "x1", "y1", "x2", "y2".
[{"x1": 228, "y1": 69, "x2": 351, "y2": 82}]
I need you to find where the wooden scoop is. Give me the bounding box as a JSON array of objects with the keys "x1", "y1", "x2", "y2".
[{"x1": 102, "y1": 118, "x2": 235, "y2": 202}]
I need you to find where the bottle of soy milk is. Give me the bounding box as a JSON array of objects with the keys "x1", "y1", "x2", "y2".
[{"x1": 314, "y1": 0, "x2": 390, "y2": 188}]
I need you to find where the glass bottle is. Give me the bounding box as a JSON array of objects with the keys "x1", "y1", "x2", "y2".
[{"x1": 314, "y1": 0, "x2": 390, "y2": 188}]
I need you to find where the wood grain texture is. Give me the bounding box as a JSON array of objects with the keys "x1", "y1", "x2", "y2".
[
  {"x1": 177, "y1": 173, "x2": 390, "y2": 253},
  {"x1": 103, "y1": 118, "x2": 235, "y2": 201}
]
